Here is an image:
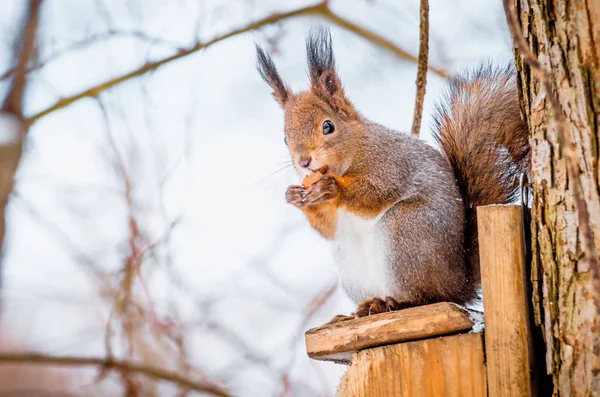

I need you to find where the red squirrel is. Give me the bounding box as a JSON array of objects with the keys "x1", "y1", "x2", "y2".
[{"x1": 255, "y1": 27, "x2": 530, "y2": 319}]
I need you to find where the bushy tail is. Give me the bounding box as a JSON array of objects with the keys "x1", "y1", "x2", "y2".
[{"x1": 432, "y1": 62, "x2": 530, "y2": 282}]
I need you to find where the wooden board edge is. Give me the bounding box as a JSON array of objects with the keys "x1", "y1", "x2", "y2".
[{"x1": 305, "y1": 302, "x2": 474, "y2": 363}]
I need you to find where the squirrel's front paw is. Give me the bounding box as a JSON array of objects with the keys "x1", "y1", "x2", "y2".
[
  {"x1": 304, "y1": 175, "x2": 339, "y2": 205},
  {"x1": 286, "y1": 176, "x2": 339, "y2": 208},
  {"x1": 286, "y1": 185, "x2": 309, "y2": 208}
]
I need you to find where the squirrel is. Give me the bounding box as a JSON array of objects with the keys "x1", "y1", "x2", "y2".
[{"x1": 255, "y1": 27, "x2": 530, "y2": 319}]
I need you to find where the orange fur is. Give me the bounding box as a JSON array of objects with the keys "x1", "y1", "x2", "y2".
[{"x1": 299, "y1": 201, "x2": 338, "y2": 239}]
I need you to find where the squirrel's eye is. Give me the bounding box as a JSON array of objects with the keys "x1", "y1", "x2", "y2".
[
  {"x1": 284, "y1": 136, "x2": 288, "y2": 146},
  {"x1": 322, "y1": 120, "x2": 335, "y2": 135}
]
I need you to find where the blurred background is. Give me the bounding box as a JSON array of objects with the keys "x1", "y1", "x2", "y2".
[{"x1": 0, "y1": 1, "x2": 511, "y2": 395}]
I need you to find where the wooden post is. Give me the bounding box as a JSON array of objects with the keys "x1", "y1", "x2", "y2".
[
  {"x1": 336, "y1": 333, "x2": 486, "y2": 397},
  {"x1": 478, "y1": 204, "x2": 536, "y2": 397},
  {"x1": 305, "y1": 302, "x2": 486, "y2": 396},
  {"x1": 303, "y1": 204, "x2": 538, "y2": 396}
]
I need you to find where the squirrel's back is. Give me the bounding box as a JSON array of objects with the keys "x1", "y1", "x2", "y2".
[{"x1": 432, "y1": 62, "x2": 531, "y2": 284}]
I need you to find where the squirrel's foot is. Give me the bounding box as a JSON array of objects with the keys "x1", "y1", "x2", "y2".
[
  {"x1": 355, "y1": 297, "x2": 413, "y2": 317},
  {"x1": 355, "y1": 298, "x2": 386, "y2": 317}
]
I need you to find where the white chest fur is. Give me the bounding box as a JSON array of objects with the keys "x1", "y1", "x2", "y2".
[{"x1": 331, "y1": 209, "x2": 393, "y2": 304}]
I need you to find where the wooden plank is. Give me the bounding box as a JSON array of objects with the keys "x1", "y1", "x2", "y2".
[
  {"x1": 478, "y1": 204, "x2": 536, "y2": 397},
  {"x1": 336, "y1": 333, "x2": 486, "y2": 397},
  {"x1": 305, "y1": 302, "x2": 473, "y2": 364}
]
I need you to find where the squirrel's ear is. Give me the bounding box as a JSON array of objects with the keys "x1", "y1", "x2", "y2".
[
  {"x1": 306, "y1": 27, "x2": 356, "y2": 119},
  {"x1": 255, "y1": 44, "x2": 291, "y2": 107}
]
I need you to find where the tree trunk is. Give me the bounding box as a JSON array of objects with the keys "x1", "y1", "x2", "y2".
[
  {"x1": 0, "y1": 0, "x2": 40, "y2": 268},
  {"x1": 0, "y1": 132, "x2": 22, "y2": 250},
  {"x1": 511, "y1": 0, "x2": 600, "y2": 395}
]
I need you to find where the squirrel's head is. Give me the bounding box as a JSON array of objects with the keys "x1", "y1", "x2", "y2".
[{"x1": 256, "y1": 27, "x2": 361, "y2": 180}]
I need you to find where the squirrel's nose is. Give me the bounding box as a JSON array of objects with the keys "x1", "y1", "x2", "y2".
[{"x1": 299, "y1": 155, "x2": 312, "y2": 168}]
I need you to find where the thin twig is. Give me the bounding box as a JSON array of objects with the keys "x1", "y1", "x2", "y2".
[
  {"x1": 0, "y1": 30, "x2": 181, "y2": 82},
  {"x1": 318, "y1": 5, "x2": 443, "y2": 76},
  {"x1": 0, "y1": 353, "x2": 231, "y2": 397},
  {"x1": 24, "y1": 1, "x2": 447, "y2": 126},
  {"x1": 503, "y1": 0, "x2": 600, "y2": 307},
  {"x1": 410, "y1": 0, "x2": 429, "y2": 136}
]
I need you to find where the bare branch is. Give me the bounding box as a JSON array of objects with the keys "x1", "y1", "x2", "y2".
[
  {"x1": 318, "y1": 5, "x2": 443, "y2": 77},
  {"x1": 410, "y1": 0, "x2": 429, "y2": 136},
  {"x1": 0, "y1": 353, "x2": 232, "y2": 397},
  {"x1": 503, "y1": 0, "x2": 600, "y2": 307},
  {"x1": 1, "y1": 0, "x2": 41, "y2": 120},
  {"x1": 0, "y1": 30, "x2": 183, "y2": 82},
  {"x1": 25, "y1": 1, "x2": 448, "y2": 126}
]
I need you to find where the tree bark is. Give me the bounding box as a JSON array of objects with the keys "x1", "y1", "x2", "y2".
[{"x1": 511, "y1": 0, "x2": 600, "y2": 395}]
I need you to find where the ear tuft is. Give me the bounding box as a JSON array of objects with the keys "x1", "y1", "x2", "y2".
[
  {"x1": 306, "y1": 27, "x2": 357, "y2": 119},
  {"x1": 255, "y1": 44, "x2": 291, "y2": 107},
  {"x1": 306, "y1": 26, "x2": 335, "y2": 86}
]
